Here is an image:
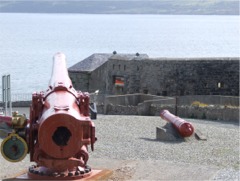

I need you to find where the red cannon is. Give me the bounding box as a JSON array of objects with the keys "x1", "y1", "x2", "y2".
[
  {"x1": 1, "y1": 53, "x2": 96, "y2": 180},
  {"x1": 160, "y1": 110, "x2": 194, "y2": 137}
]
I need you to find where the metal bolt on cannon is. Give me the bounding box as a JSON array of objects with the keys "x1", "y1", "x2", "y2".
[{"x1": 1, "y1": 53, "x2": 98, "y2": 180}]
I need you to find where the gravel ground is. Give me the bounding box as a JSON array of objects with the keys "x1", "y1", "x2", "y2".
[
  {"x1": 91, "y1": 115, "x2": 239, "y2": 180},
  {"x1": 0, "y1": 114, "x2": 239, "y2": 180}
]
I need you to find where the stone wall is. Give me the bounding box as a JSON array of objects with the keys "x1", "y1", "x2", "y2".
[
  {"x1": 69, "y1": 72, "x2": 89, "y2": 92},
  {"x1": 104, "y1": 94, "x2": 175, "y2": 115},
  {"x1": 176, "y1": 95, "x2": 239, "y2": 121},
  {"x1": 138, "y1": 98, "x2": 176, "y2": 116},
  {"x1": 71, "y1": 57, "x2": 239, "y2": 96},
  {"x1": 177, "y1": 95, "x2": 239, "y2": 106},
  {"x1": 177, "y1": 105, "x2": 239, "y2": 121},
  {"x1": 103, "y1": 93, "x2": 239, "y2": 122},
  {"x1": 105, "y1": 104, "x2": 138, "y2": 115},
  {"x1": 89, "y1": 63, "x2": 109, "y2": 93},
  {"x1": 131, "y1": 58, "x2": 239, "y2": 96}
]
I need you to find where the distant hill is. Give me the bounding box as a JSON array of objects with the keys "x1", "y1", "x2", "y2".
[{"x1": 0, "y1": 0, "x2": 239, "y2": 15}]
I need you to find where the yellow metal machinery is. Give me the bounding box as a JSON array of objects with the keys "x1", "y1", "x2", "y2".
[{"x1": 0, "y1": 111, "x2": 29, "y2": 162}]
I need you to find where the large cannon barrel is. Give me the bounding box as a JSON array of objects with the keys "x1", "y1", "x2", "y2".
[
  {"x1": 36, "y1": 53, "x2": 93, "y2": 160},
  {"x1": 1, "y1": 53, "x2": 96, "y2": 179},
  {"x1": 160, "y1": 110, "x2": 194, "y2": 137},
  {"x1": 30, "y1": 53, "x2": 95, "y2": 170},
  {"x1": 48, "y1": 53, "x2": 72, "y2": 91}
]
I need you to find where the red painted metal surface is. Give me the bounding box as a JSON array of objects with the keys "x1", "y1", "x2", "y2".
[
  {"x1": 0, "y1": 115, "x2": 12, "y2": 127},
  {"x1": 25, "y1": 53, "x2": 96, "y2": 179},
  {"x1": 160, "y1": 110, "x2": 194, "y2": 137}
]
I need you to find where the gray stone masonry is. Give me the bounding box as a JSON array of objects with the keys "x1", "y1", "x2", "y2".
[{"x1": 69, "y1": 55, "x2": 239, "y2": 97}]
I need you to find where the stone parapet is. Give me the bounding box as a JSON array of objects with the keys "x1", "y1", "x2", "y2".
[{"x1": 103, "y1": 93, "x2": 239, "y2": 122}]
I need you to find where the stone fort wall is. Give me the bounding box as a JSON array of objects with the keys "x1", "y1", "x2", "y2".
[
  {"x1": 105, "y1": 57, "x2": 239, "y2": 96},
  {"x1": 69, "y1": 57, "x2": 239, "y2": 96},
  {"x1": 103, "y1": 94, "x2": 239, "y2": 122}
]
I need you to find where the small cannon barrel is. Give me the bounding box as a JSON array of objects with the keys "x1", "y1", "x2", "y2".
[{"x1": 160, "y1": 110, "x2": 194, "y2": 137}]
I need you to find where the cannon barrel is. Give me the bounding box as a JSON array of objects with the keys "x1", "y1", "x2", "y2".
[
  {"x1": 160, "y1": 110, "x2": 194, "y2": 137},
  {"x1": 1, "y1": 53, "x2": 96, "y2": 179},
  {"x1": 31, "y1": 53, "x2": 95, "y2": 169},
  {"x1": 48, "y1": 53, "x2": 72, "y2": 91}
]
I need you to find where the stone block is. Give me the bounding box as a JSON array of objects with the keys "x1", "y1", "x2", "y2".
[{"x1": 156, "y1": 123, "x2": 181, "y2": 141}]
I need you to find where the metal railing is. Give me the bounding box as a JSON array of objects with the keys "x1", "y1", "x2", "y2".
[
  {"x1": 0, "y1": 92, "x2": 107, "y2": 103},
  {"x1": 0, "y1": 93, "x2": 106, "y2": 103},
  {"x1": 0, "y1": 93, "x2": 32, "y2": 102}
]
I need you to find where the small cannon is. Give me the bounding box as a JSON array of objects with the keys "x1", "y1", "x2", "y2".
[
  {"x1": 1, "y1": 53, "x2": 97, "y2": 180},
  {"x1": 0, "y1": 112, "x2": 28, "y2": 129},
  {"x1": 160, "y1": 110, "x2": 194, "y2": 137},
  {"x1": 0, "y1": 112, "x2": 28, "y2": 141}
]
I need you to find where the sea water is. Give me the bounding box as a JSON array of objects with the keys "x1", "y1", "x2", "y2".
[{"x1": 0, "y1": 13, "x2": 239, "y2": 95}]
